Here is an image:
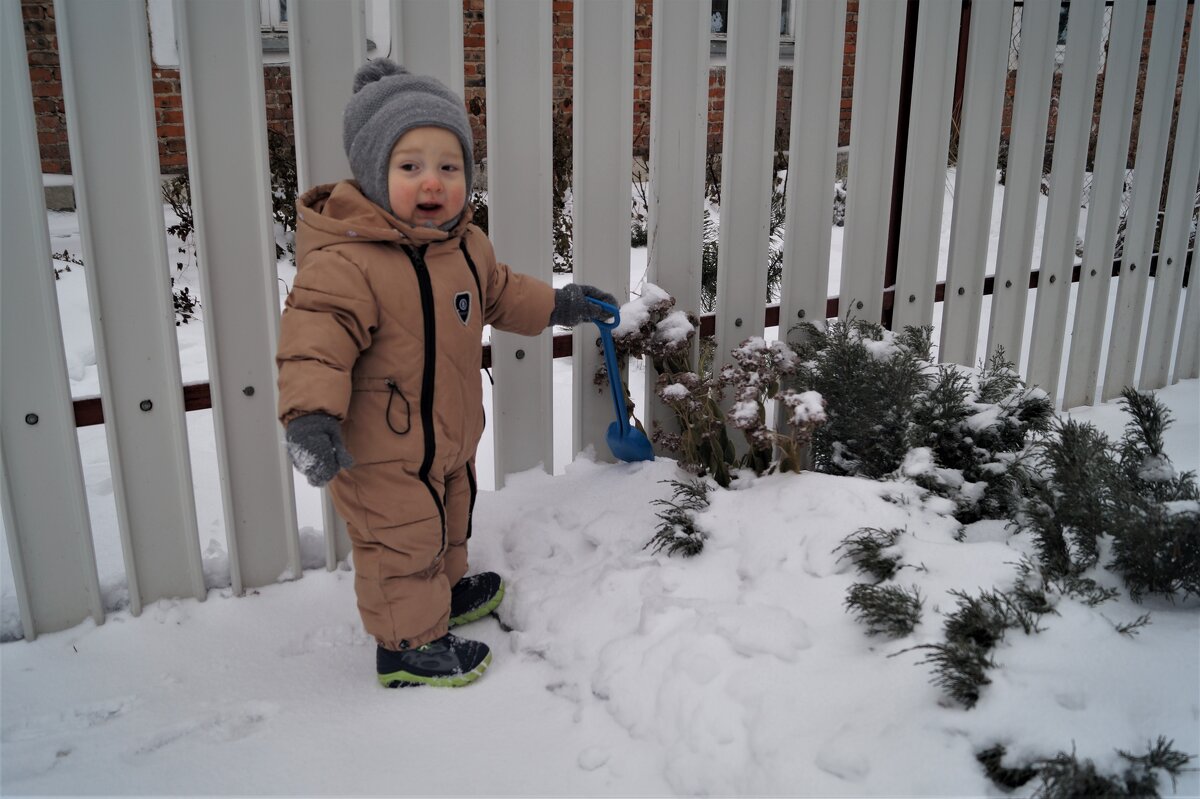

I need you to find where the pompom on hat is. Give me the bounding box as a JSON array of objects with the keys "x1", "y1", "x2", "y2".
[{"x1": 342, "y1": 60, "x2": 474, "y2": 215}]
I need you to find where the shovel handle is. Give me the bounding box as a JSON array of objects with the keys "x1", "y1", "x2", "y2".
[{"x1": 585, "y1": 298, "x2": 630, "y2": 435}]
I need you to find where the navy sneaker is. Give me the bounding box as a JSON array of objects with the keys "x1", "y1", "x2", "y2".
[
  {"x1": 449, "y1": 572, "x2": 505, "y2": 628},
  {"x1": 377, "y1": 634, "x2": 491, "y2": 688}
]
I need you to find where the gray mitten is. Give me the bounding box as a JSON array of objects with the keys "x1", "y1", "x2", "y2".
[
  {"x1": 285, "y1": 412, "x2": 354, "y2": 487},
  {"x1": 549, "y1": 283, "x2": 619, "y2": 327}
]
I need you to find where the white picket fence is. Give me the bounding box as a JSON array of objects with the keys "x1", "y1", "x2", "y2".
[{"x1": 2, "y1": 0, "x2": 1196, "y2": 640}]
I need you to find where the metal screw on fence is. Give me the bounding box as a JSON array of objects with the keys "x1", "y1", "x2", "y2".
[
  {"x1": 515, "y1": 349, "x2": 525, "y2": 360},
  {"x1": 25, "y1": 413, "x2": 38, "y2": 425},
  {"x1": 243, "y1": 386, "x2": 255, "y2": 397},
  {"x1": 909, "y1": 294, "x2": 916, "y2": 302},
  {"x1": 957, "y1": 287, "x2": 964, "y2": 296},
  {"x1": 1005, "y1": 280, "x2": 1012, "y2": 288},
  {"x1": 856, "y1": 301, "x2": 864, "y2": 310},
  {"x1": 797, "y1": 309, "x2": 805, "y2": 319},
  {"x1": 139, "y1": 400, "x2": 153, "y2": 412},
  {"x1": 1049, "y1": 275, "x2": 1056, "y2": 284},
  {"x1": 734, "y1": 317, "x2": 743, "y2": 327}
]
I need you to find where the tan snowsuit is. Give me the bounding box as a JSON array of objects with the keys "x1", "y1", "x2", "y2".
[{"x1": 277, "y1": 181, "x2": 554, "y2": 650}]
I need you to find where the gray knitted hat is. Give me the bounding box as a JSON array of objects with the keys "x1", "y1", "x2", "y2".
[{"x1": 343, "y1": 60, "x2": 474, "y2": 215}]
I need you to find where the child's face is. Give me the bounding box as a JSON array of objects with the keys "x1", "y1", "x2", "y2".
[{"x1": 386, "y1": 126, "x2": 467, "y2": 229}]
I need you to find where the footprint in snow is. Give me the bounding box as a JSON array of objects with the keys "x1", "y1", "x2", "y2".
[
  {"x1": 128, "y1": 702, "x2": 275, "y2": 758},
  {"x1": 577, "y1": 746, "x2": 610, "y2": 771},
  {"x1": 815, "y1": 727, "x2": 870, "y2": 782},
  {"x1": 278, "y1": 623, "x2": 372, "y2": 656},
  {"x1": 1054, "y1": 690, "x2": 1087, "y2": 711},
  {"x1": 2, "y1": 696, "x2": 137, "y2": 743}
]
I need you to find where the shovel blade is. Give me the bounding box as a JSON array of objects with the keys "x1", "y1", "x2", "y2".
[{"x1": 607, "y1": 421, "x2": 655, "y2": 463}]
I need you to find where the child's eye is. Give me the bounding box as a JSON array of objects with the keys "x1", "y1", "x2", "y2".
[
  {"x1": 399, "y1": 163, "x2": 419, "y2": 172},
  {"x1": 441, "y1": 164, "x2": 460, "y2": 173}
]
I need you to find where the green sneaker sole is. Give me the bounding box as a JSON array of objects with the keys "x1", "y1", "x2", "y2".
[
  {"x1": 449, "y1": 581, "x2": 505, "y2": 628},
  {"x1": 378, "y1": 650, "x2": 492, "y2": 688}
]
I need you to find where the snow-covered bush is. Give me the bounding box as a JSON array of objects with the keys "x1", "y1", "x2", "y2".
[
  {"x1": 611, "y1": 287, "x2": 824, "y2": 490},
  {"x1": 911, "y1": 588, "x2": 1047, "y2": 709},
  {"x1": 788, "y1": 319, "x2": 1052, "y2": 522},
  {"x1": 647, "y1": 479, "x2": 710, "y2": 557},
  {"x1": 978, "y1": 738, "x2": 1193, "y2": 798},
  {"x1": 834, "y1": 526, "x2": 907, "y2": 582},
  {"x1": 1021, "y1": 388, "x2": 1200, "y2": 602},
  {"x1": 843, "y1": 583, "x2": 923, "y2": 638},
  {"x1": 788, "y1": 318, "x2": 930, "y2": 479}
]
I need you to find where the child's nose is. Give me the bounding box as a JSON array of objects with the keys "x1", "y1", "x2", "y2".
[{"x1": 421, "y1": 173, "x2": 443, "y2": 192}]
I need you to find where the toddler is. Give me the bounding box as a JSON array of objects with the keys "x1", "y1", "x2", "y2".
[{"x1": 277, "y1": 60, "x2": 615, "y2": 687}]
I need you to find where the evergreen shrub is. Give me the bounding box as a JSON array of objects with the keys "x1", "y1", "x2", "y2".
[
  {"x1": 788, "y1": 319, "x2": 1052, "y2": 522},
  {"x1": 1021, "y1": 388, "x2": 1200, "y2": 602}
]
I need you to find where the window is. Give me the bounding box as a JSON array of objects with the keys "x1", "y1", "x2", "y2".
[
  {"x1": 261, "y1": 0, "x2": 288, "y2": 32},
  {"x1": 709, "y1": 0, "x2": 797, "y2": 59},
  {"x1": 257, "y1": 0, "x2": 387, "y2": 59},
  {"x1": 260, "y1": 0, "x2": 288, "y2": 55}
]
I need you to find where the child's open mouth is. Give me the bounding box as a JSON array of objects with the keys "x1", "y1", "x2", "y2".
[{"x1": 417, "y1": 203, "x2": 442, "y2": 214}]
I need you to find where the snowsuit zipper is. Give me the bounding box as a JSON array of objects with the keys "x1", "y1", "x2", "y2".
[{"x1": 401, "y1": 243, "x2": 447, "y2": 562}]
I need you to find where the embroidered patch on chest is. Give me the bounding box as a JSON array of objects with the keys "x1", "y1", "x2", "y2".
[{"x1": 454, "y1": 291, "x2": 472, "y2": 325}]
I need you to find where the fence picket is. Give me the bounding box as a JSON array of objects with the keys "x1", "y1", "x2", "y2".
[
  {"x1": 1, "y1": 0, "x2": 103, "y2": 639},
  {"x1": 713, "y1": 0, "x2": 781, "y2": 373},
  {"x1": 1140, "y1": 17, "x2": 1198, "y2": 390},
  {"x1": 1174, "y1": 258, "x2": 1200, "y2": 381},
  {"x1": 1062, "y1": 0, "x2": 1147, "y2": 410},
  {"x1": 175, "y1": 0, "x2": 301, "y2": 592},
  {"x1": 839, "y1": 0, "x2": 904, "y2": 325},
  {"x1": 1102, "y1": 0, "x2": 1187, "y2": 400},
  {"x1": 644, "y1": 0, "x2": 709, "y2": 445},
  {"x1": 289, "y1": 0, "x2": 364, "y2": 190},
  {"x1": 288, "y1": 0, "x2": 364, "y2": 567},
  {"x1": 779, "y1": 0, "x2": 846, "y2": 334},
  {"x1": 572, "y1": 0, "x2": 634, "y2": 460},
  {"x1": 985, "y1": 0, "x2": 1058, "y2": 365},
  {"x1": 892, "y1": 0, "x2": 961, "y2": 332},
  {"x1": 485, "y1": 0, "x2": 554, "y2": 486},
  {"x1": 54, "y1": 0, "x2": 206, "y2": 614},
  {"x1": 1026, "y1": 0, "x2": 1106, "y2": 405},
  {"x1": 940, "y1": 0, "x2": 1012, "y2": 366},
  {"x1": 389, "y1": 0, "x2": 465, "y2": 97}
]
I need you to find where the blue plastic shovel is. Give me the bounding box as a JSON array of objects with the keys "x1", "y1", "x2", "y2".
[{"x1": 586, "y1": 298, "x2": 655, "y2": 463}]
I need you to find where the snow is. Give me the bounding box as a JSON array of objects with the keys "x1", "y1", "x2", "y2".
[
  {"x1": 660, "y1": 382, "x2": 690, "y2": 401},
  {"x1": 3, "y1": 183, "x2": 1199, "y2": 796},
  {"x1": 654, "y1": 310, "x2": 696, "y2": 345},
  {"x1": 788, "y1": 389, "x2": 826, "y2": 426},
  {"x1": 612, "y1": 282, "x2": 672, "y2": 337}
]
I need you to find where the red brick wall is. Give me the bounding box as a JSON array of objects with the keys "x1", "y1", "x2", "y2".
[
  {"x1": 22, "y1": 0, "x2": 295, "y2": 175},
  {"x1": 26, "y1": 0, "x2": 1184, "y2": 181},
  {"x1": 22, "y1": 0, "x2": 68, "y2": 174},
  {"x1": 26, "y1": 0, "x2": 855, "y2": 176}
]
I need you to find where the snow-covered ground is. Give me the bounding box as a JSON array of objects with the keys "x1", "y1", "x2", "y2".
[{"x1": 2, "y1": 178, "x2": 1197, "y2": 795}]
